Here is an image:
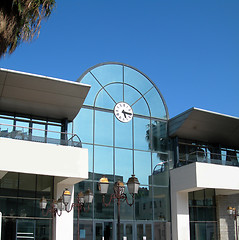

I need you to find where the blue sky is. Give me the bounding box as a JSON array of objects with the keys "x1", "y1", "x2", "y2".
[{"x1": 0, "y1": 0, "x2": 239, "y2": 118}]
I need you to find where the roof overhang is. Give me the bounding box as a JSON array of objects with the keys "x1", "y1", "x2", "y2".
[
  {"x1": 169, "y1": 107, "x2": 239, "y2": 148},
  {"x1": 0, "y1": 68, "x2": 91, "y2": 121}
]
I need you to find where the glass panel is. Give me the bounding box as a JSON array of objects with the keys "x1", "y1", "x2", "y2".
[
  {"x1": 95, "y1": 88, "x2": 115, "y2": 110},
  {"x1": 134, "y1": 151, "x2": 151, "y2": 185},
  {"x1": 0, "y1": 172, "x2": 18, "y2": 197},
  {"x1": 75, "y1": 221, "x2": 93, "y2": 240},
  {"x1": 152, "y1": 153, "x2": 169, "y2": 186},
  {"x1": 74, "y1": 108, "x2": 93, "y2": 144},
  {"x1": 17, "y1": 198, "x2": 35, "y2": 217},
  {"x1": 18, "y1": 173, "x2": 36, "y2": 198},
  {"x1": 103, "y1": 222, "x2": 113, "y2": 240},
  {"x1": 124, "y1": 84, "x2": 142, "y2": 107},
  {"x1": 94, "y1": 182, "x2": 114, "y2": 219},
  {"x1": 126, "y1": 224, "x2": 133, "y2": 240},
  {"x1": 0, "y1": 197, "x2": 17, "y2": 216},
  {"x1": 74, "y1": 181, "x2": 93, "y2": 219},
  {"x1": 35, "y1": 219, "x2": 51, "y2": 240},
  {"x1": 16, "y1": 220, "x2": 35, "y2": 239},
  {"x1": 194, "y1": 222, "x2": 206, "y2": 240},
  {"x1": 0, "y1": 117, "x2": 14, "y2": 136},
  {"x1": 194, "y1": 190, "x2": 204, "y2": 206},
  {"x1": 205, "y1": 189, "x2": 215, "y2": 206},
  {"x1": 47, "y1": 124, "x2": 61, "y2": 144},
  {"x1": 115, "y1": 149, "x2": 133, "y2": 184},
  {"x1": 153, "y1": 186, "x2": 170, "y2": 221},
  {"x1": 91, "y1": 64, "x2": 123, "y2": 87},
  {"x1": 115, "y1": 117, "x2": 133, "y2": 149},
  {"x1": 124, "y1": 66, "x2": 152, "y2": 97},
  {"x1": 144, "y1": 88, "x2": 167, "y2": 119},
  {"x1": 80, "y1": 72, "x2": 102, "y2": 106},
  {"x1": 94, "y1": 146, "x2": 113, "y2": 179},
  {"x1": 120, "y1": 190, "x2": 133, "y2": 220},
  {"x1": 36, "y1": 175, "x2": 53, "y2": 199},
  {"x1": 32, "y1": 123, "x2": 46, "y2": 142},
  {"x1": 95, "y1": 223, "x2": 103, "y2": 240},
  {"x1": 135, "y1": 186, "x2": 152, "y2": 220},
  {"x1": 137, "y1": 224, "x2": 144, "y2": 240},
  {"x1": 134, "y1": 117, "x2": 150, "y2": 151},
  {"x1": 105, "y1": 83, "x2": 123, "y2": 104},
  {"x1": 131, "y1": 96, "x2": 150, "y2": 116},
  {"x1": 2, "y1": 217, "x2": 16, "y2": 239},
  {"x1": 95, "y1": 111, "x2": 113, "y2": 146},
  {"x1": 15, "y1": 121, "x2": 29, "y2": 140},
  {"x1": 82, "y1": 144, "x2": 93, "y2": 179},
  {"x1": 146, "y1": 224, "x2": 152, "y2": 239},
  {"x1": 154, "y1": 222, "x2": 170, "y2": 240}
]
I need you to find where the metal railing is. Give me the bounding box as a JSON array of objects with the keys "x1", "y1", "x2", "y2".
[
  {"x1": 0, "y1": 123, "x2": 82, "y2": 148},
  {"x1": 178, "y1": 150, "x2": 239, "y2": 167}
]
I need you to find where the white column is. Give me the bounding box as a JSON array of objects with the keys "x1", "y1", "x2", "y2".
[
  {"x1": 171, "y1": 191, "x2": 190, "y2": 240},
  {"x1": 54, "y1": 183, "x2": 74, "y2": 240}
]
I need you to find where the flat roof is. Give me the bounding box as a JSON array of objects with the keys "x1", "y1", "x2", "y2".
[
  {"x1": 0, "y1": 68, "x2": 91, "y2": 121},
  {"x1": 169, "y1": 107, "x2": 239, "y2": 148}
]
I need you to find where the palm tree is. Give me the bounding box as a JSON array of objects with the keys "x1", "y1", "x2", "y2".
[{"x1": 0, "y1": 0, "x2": 55, "y2": 57}]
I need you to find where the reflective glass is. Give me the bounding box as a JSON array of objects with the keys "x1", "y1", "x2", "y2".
[
  {"x1": 0, "y1": 197, "x2": 17, "y2": 216},
  {"x1": 18, "y1": 173, "x2": 36, "y2": 198},
  {"x1": 74, "y1": 181, "x2": 93, "y2": 219},
  {"x1": 47, "y1": 125, "x2": 61, "y2": 143},
  {"x1": 0, "y1": 172, "x2": 18, "y2": 197},
  {"x1": 115, "y1": 149, "x2": 133, "y2": 184},
  {"x1": 17, "y1": 198, "x2": 35, "y2": 217},
  {"x1": 15, "y1": 121, "x2": 29, "y2": 140},
  {"x1": 95, "y1": 223, "x2": 103, "y2": 240},
  {"x1": 137, "y1": 224, "x2": 144, "y2": 239},
  {"x1": 95, "y1": 88, "x2": 115, "y2": 110},
  {"x1": 134, "y1": 151, "x2": 151, "y2": 185},
  {"x1": 115, "y1": 117, "x2": 133, "y2": 149},
  {"x1": 134, "y1": 117, "x2": 150, "y2": 151},
  {"x1": 95, "y1": 111, "x2": 113, "y2": 146},
  {"x1": 135, "y1": 186, "x2": 152, "y2": 220},
  {"x1": 94, "y1": 182, "x2": 114, "y2": 219},
  {"x1": 104, "y1": 83, "x2": 123, "y2": 104},
  {"x1": 74, "y1": 108, "x2": 93, "y2": 144},
  {"x1": 153, "y1": 186, "x2": 170, "y2": 221},
  {"x1": 124, "y1": 66, "x2": 152, "y2": 97},
  {"x1": 79, "y1": 72, "x2": 102, "y2": 106},
  {"x1": 152, "y1": 153, "x2": 169, "y2": 186},
  {"x1": 124, "y1": 84, "x2": 142, "y2": 107},
  {"x1": 35, "y1": 219, "x2": 52, "y2": 240},
  {"x1": 36, "y1": 175, "x2": 53, "y2": 199},
  {"x1": 120, "y1": 190, "x2": 133, "y2": 220},
  {"x1": 144, "y1": 88, "x2": 167, "y2": 119},
  {"x1": 91, "y1": 64, "x2": 123, "y2": 87},
  {"x1": 32, "y1": 123, "x2": 46, "y2": 142},
  {"x1": 131, "y1": 97, "x2": 150, "y2": 116},
  {"x1": 146, "y1": 224, "x2": 152, "y2": 239},
  {"x1": 154, "y1": 222, "x2": 170, "y2": 240},
  {"x1": 94, "y1": 146, "x2": 113, "y2": 178},
  {"x1": 0, "y1": 117, "x2": 14, "y2": 133},
  {"x1": 74, "y1": 221, "x2": 93, "y2": 240},
  {"x1": 126, "y1": 224, "x2": 133, "y2": 240}
]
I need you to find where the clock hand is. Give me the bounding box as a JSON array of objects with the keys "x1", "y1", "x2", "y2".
[{"x1": 122, "y1": 110, "x2": 132, "y2": 118}]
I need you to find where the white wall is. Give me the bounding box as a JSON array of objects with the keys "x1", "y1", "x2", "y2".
[
  {"x1": 170, "y1": 162, "x2": 239, "y2": 240},
  {"x1": 0, "y1": 138, "x2": 88, "y2": 181}
]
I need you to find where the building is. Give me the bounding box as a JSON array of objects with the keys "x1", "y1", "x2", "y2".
[{"x1": 0, "y1": 62, "x2": 238, "y2": 240}]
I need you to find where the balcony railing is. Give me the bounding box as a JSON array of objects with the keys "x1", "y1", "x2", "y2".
[
  {"x1": 178, "y1": 150, "x2": 239, "y2": 167},
  {"x1": 0, "y1": 123, "x2": 82, "y2": 147}
]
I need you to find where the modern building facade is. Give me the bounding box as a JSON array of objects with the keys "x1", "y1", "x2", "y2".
[{"x1": 0, "y1": 63, "x2": 238, "y2": 240}]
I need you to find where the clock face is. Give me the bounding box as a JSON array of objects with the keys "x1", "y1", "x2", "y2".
[{"x1": 114, "y1": 102, "x2": 133, "y2": 123}]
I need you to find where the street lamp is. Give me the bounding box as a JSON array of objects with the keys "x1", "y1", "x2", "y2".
[
  {"x1": 98, "y1": 175, "x2": 140, "y2": 240},
  {"x1": 227, "y1": 206, "x2": 239, "y2": 240},
  {"x1": 40, "y1": 188, "x2": 93, "y2": 240}
]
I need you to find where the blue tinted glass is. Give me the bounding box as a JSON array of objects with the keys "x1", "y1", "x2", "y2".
[
  {"x1": 80, "y1": 72, "x2": 102, "y2": 106},
  {"x1": 91, "y1": 64, "x2": 123, "y2": 87},
  {"x1": 104, "y1": 83, "x2": 123, "y2": 104},
  {"x1": 73, "y1": 108, "x2": 93, "y2": 144},
  {"x1": 134, "y1": 117, "x2": 150, "y2": 151},
  {"x1": 134, "y1": 151, "x2": 151, "y2": 185},
  {"x1": 131, "y1": 97, "x2": 150, "y2": 116},
  {"x1": 94, "y1": 146, "x2": 113, "y2": 179},
  {"x1": 124, "y1": 66, "x2": 152, "y2": 95},
  {"x1": 115, "y1": 117, "x2": 133, "y2": 149},
  {"x1": 95, "y1": 110, "x2": 113, "y2": 146},
  {"x1": 124, "y1": 84, "x2": 142, "y2": 106},
  {"x1": 144, "y1": 88, "x2": 167, "y2": 119},
  {"x1": 95, "y1": 88, "x2": 115, "y2": 109},
  {"x1": 115, "y1": 148, "x2": 133, "y2": 183}
]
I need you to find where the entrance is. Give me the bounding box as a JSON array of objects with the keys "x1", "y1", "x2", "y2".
[{"x1": 94, "y1": 221, "x2": 153, "y2": 240}]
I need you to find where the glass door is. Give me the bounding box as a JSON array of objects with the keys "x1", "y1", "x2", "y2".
[
  {"x1": 95, "y1": 221, "x2": 113, "y2": 240},
  {"x1": 16, "y1": 220, "x2": 35, "y2": 239}
]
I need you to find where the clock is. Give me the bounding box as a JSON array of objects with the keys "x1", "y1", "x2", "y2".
[{"x1": 114, "y1": 102, "x2": 133, "y2": 123}]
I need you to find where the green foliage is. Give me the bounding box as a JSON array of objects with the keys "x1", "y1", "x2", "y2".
[{"x1": 0, "y1": 0, "x2": 55, "y2": 57}]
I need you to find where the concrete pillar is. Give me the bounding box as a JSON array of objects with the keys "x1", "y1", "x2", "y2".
[
  {"x1": 54, "y1": 183, "x2": 74, "y2": 240},
  {"x1": 171, "y1": 191, "x2": 190, "y2": 240}
]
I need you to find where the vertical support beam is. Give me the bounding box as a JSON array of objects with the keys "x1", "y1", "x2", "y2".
[
  {"x1": 171, "y1": 190, "x2": 190, "y2": 240},
  {"x1": 54, "y1": 183, "x2": 74, "y2": 240}
]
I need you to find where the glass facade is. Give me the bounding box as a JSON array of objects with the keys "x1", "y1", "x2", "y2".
[{"x1": 73, "y1": 63, "x2": 171, "y2": 239}]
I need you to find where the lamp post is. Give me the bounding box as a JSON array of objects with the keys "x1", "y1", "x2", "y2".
[
  {"x1": 227, "y1": 206, "x2": 239, "y2": 240},
  {"x1": 40, "y1": 188, "x2": 93, "y2": 240},
  {"x1": 98, "y1": 175, "x2": 140, "y2": 240}
]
